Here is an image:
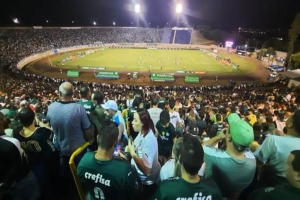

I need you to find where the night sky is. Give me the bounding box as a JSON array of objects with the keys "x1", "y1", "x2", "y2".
[{"x1": 0, "y1": 0, "x2": 299, "y2": 30}]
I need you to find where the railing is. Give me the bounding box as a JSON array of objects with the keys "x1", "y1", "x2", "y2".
[{"x1": 69, "y1": 142, "x2": 90, "y2": 200}]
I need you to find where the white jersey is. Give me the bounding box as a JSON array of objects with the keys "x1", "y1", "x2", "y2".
[
  {"x1": 131, "y1": 130, "x2": 161, "y2": 185},
  {"x1": 169, "y1": 111, "x2": 180, "y2": 128},
  {"x1": 147, "y1": 107, "x2": 162, "y2": 127}
]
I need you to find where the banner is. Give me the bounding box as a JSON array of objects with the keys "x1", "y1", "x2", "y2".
[
  {"x1": 96, "y1": 71, "x2": 119, "y2": 79},
  {"x1": 67, "y1": 70, "x2": 79, "y2": 78},
  {"x1": 185, "y1": 75, "x2": 199, "y2": 83},
  {"x1": 151, "y1": 74, "x2": 174, "y2": 82}
]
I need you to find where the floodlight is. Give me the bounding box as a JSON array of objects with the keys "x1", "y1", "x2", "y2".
[
  {"x1": 113, "y1": 21, "x2": 116, "y2": 26},
  {"x1": 176, "y1": 3, "x2": 183, "y2": 13},
  {"x1": 135, "y1": 4, "x2": 140, "y2": 13},
  {"x1": 93, "y1": 21, "x2": 96, "y2": 25},
  {"x1": 72, "y1": 21, "x2": 74, "y2": 24},
  {"x1": 13, "y1": 18, "x2": 19, "y2": 24},
  {"x1": 46, "y1": 20, "x2": 49, "y2": 23}
]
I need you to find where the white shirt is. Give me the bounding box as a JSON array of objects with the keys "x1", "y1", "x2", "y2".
[
  {"x1": 254, "y1": 135, "x2": 300, "y2": 178},
  {"x1": 131, "y1": 130, "x2": 161, "y2": 185},
  {"x1": 147, "y1": 107, "x2": 162, "y2": 127},
  {"x1": 169, "y1": 111, "x2": 180, "y2": 128},
  {"x1": 159, "y1": 159, "x2": 206, "y2": 182}
]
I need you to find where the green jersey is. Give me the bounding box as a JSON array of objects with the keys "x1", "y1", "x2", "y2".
[
  {"x1": 77, "y1": 152, "x2": 142, "y2": 200},
  {"x1": 249, "y1": 185, "x2": 300, "y2": 200},
  {"x1": 150, "y1": 177, "x2": 222, "y2": 200},
  {"x1": 78, "y1": 99, "x2": 95, "y2": 115}
]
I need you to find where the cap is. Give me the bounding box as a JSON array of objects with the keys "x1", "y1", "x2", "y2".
[
  {"x1": 101, "y1": 100, "x2": 118, "y2": 111},
  {"x1": 7, "y1": 110, "x2": 17, "y2": 118},
  {"x1": 228, "y1": 113, "x2": 254, "y2": 150},
  {"x1": 20, "y1": 100, "x2": 27, "y2": 105}
]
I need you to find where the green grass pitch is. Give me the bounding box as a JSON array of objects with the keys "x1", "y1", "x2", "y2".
[{"x1": 50, "y1": 49, "x2": 257, "y2": 75}]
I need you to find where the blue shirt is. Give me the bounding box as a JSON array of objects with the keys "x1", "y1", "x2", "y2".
[{"x1": 47, "y1": 101, "x2": 91, "y2": 156}]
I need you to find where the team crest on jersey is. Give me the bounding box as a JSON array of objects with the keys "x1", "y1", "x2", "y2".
[
  {"x1": 264, "y1": 187, "x2": 274, "y2": 193},
  {"x1": 162, "y1": 131, "x2": 165, "y2": 136}
]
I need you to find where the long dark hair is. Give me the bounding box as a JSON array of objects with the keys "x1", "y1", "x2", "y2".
[{"x1": 137, "y1": 109, "x2": 155, "y2": 136}]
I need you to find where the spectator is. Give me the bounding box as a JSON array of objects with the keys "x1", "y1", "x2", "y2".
[
  {"x1": 254, "y1": 109, "x2": 300, "y2": 186},
  {"x1": 210, "y1": 113, "x2": 226, "y2": 137},
  {"x1": 126, "y1": 109, "x2": 161, "y2": 199},
  {"x1": 202, "y1": 113, "x2": 256, "y2": 199},
  {"x1": 147, "y1": 96, "x2": 162, "y2": 133},
  {"x1": 78, "y1": 85, "x2": 95, "y2": 115},
  {"x1": 13, "y1": 107, "x2": 60, "y2": 199},
  {"x1": 196, "y1": 110, "x2": 207, "y2": 136},
  {"x1": 168, "y1": 98, "x2": 181, "y2": 131},
  {"x1": 150, "y1": 134, "x2": 223, "y2": 200},
  {"x1": 0, "y1": 135, "x2": 40, "y2": 200},
  {"x1": 247, "y1": 108, "x2": 257, "y2": 126},
  {"x1": 46, "y1": 82, "x2": 94, "y2": 178},
  {"x1": 126, "y1": 91, "x2": 135, "y2": 108},
  {"x1": 102, "y1": 100, "x2": 128, "y2": 145},
  {"x1": 77, "y1": 120, "x2": 142, "y2": 200},
  {"x1": 249, "y1": 150, "x2": 300, "y2": 200},
  {"x1": 128, "y1": 97, "x2": 142, "y2": 140},
  {"x1": 89, "y1": 91, "x2": 106, "y2": 149},
  {"x1": 90, "y1": 91, "x2": 106, "y2": 130},
  {"x1": 159, "y1": 136, "x2": 205, "y2": 182},
  {"x1": 156, "y1": 110, "x2": 177, "y2": 159}
]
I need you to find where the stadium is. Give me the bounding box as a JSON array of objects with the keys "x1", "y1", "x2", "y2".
[
  {"x1": 1, "y1": 1, "x2": 300, "y2": 200},
  {"x1": 17, "y1": 26, "x2": 268, "y2": 86}
]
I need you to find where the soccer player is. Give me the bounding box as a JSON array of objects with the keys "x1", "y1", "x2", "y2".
[{"x1": 77, "y1": 120, "x2": 142, "y2": 200}]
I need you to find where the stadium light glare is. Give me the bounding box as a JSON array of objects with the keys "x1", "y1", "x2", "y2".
[
  {"x1": 46, "y1": 20, "x2": 49, "y2": 23},
  {"x1": 135, "y1": 4, "x2": 140, "y2": 13},
  {"x1": 13, "y1": 18, "x2": 19, "y2": 24},
  {"x1": 72, "y1": 21, "x2": 75, "y2": 24},
  {"x1": 113, "y1": 21, "x2": 116, "y2": 26},
  {"x1": 93, "y1": 21, "x2": 97, "y2": 25},
  {"x1": 176, "y1": 3, "x2": 183, "y2": 14}
]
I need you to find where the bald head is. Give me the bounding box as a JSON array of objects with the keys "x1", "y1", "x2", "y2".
[{"x1": 59, "y1": 82, "x2": 74, "y2": 97}]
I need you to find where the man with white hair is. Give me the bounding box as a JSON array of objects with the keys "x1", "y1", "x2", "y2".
[{"x1": 47, "y1": 82, "x2": 94, "y2": 178}]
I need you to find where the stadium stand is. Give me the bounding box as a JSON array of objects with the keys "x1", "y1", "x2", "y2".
[
  {"x1": 1, "y1": 27, "x2": 300, "y2": 200},
  {"x1": 161, "y1": 28, "x2": 173, "y2": 43},
  {"x1": 174, "y1": 29, "x2": 192, "y2": 44}
]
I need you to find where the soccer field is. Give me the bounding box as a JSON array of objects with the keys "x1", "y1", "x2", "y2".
[{"x1": 50, "y1": 49, "x2": 257, "y2": 74}]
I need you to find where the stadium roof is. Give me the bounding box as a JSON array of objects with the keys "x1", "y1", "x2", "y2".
[{"x1": 279, "y1": 69, "x2": 300, "y2": 79}]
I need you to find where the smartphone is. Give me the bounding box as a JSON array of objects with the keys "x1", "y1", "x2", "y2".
[{"x1": 113, "y1": 144, "x2": 121, "y2": 156}]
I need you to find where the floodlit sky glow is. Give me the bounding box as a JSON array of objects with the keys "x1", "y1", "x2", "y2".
[{"x1": 0, "y1": 0, "x2": 299, "y2": 30}]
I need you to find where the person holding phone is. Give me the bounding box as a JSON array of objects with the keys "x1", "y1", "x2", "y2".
[
  {"x1": 125, "y1": 109, "x2": 161, "y2": 200},
  {"x1": 77, "y1": 120, "x2": 142, "y2": 200}
]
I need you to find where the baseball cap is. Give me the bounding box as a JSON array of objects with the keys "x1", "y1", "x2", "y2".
[
  {"x1": 101, "y1": 100, "x2": 118, "y2": 111},
  {"x1": 20, "y1": 100, "x2": 27, "y2": 105},
  {"x1": 228, "y1": 113, "x2": 254, "y2": 150}
]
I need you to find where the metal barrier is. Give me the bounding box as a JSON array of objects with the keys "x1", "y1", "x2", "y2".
[{"x1": 69, "y1": 142, "x2": 90, "y2": 200}]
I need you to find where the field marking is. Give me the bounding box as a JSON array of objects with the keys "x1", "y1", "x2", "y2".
[
  {"x1": 139, "y1": 56, "x2": 148, "y2": 67},
  {"x1": 188, "y1": 54, "x2": 197, "y2": 64}
]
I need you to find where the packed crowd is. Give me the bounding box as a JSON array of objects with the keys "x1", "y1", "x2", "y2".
[
  {"x1": 1, "y1": 65, "x2": 300, "y2": 199},
  {"x1": 0, "y1": 27, "x2": 164, "y2": 71}
]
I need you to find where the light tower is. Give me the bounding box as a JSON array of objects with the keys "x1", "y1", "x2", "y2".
[
  {"x1": 135, "y1": 3, "x2": 140, "y2": 27},
  {"x1": 175, "y1": 3, "x2": 183, "y2": 27}
]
